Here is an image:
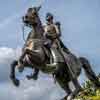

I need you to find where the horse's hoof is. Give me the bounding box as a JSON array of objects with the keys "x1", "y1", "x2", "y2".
[
  {"x1": 26, "y1": 75, "x2": 31, "y2": 80},
  {"x1": 32, "y1": 75, "x2": 38, "y2": 80},
  {"x1": 12, "y1": 79, "x2": 20, "y2": 87},
  {"x1": 67, "y1": 93, "x2": 76, "y2": 100},
  {"x1": 67, "y1": 95, "x2": 73, "y2": 100},
  {"x1": 60, "y1": 95, "x2": 69, "y2": 100},
  {"x1": 10, "y1": 74, "x2": 14, "y2": 79},
  {"x1": 26, "y1": 75, "x2": 38, "y2": 80}
]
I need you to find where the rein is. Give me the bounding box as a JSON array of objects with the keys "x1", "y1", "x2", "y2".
[{"x1": 22, "y1": 24, "x2": 26, "y2": 42}]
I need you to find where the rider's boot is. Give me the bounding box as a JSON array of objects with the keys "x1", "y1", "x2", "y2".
[
  {"x1": 46, "y1": 49, "x2": 58, "y2": 71},
  {"x1": 44, "y1": 41, "x2": 58, "y2": 69}
]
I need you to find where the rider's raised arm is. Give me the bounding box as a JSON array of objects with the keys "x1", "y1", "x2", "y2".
[
  {"x1": 55, "y1": 21, "x2": 61, "y2": 37},
  {"x1": 55, "y1": 21, "x2": 70, "y2": 53}
]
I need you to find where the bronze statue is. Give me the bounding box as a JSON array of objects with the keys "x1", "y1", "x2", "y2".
[{"x1": 10, "y1": 6, "x2": 100, "y2": 100}]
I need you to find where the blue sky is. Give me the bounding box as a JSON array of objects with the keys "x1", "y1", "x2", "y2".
[{"x1": 0, "y1": 0, "x2": 100, "y2": 100}]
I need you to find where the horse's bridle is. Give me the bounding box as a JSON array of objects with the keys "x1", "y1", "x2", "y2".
[{"x1": 22, "y1": 24, "x2": 26, "y2": 42}]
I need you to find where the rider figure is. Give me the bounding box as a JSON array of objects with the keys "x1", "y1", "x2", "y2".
[
  {"x1": 44, "y1": 13, "x2": 60, "y2": 49},
  {"x1": 44, "y1": 13, "x2": 70, "y2": 63}
]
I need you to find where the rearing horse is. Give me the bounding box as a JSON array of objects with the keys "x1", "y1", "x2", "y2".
[{"x1": 10, "y1": 6, "x2": 100, "y2": 100}]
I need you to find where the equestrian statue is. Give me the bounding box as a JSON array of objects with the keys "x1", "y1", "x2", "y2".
[{"x1": 10, "y1": 6, "x2": 100, "y2": 100}]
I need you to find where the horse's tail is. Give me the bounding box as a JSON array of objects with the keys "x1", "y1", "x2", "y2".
[{"x1": 79, "y1": 57, "x2": 100, "y2": 88}]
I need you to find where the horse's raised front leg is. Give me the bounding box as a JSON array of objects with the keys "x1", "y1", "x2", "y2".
[
  {"x1": 27, "y1": 68, "x2": 39, "y2": 80},
  {"x1": 10, "y1": 60, "x2": 20, "y2": 87}
]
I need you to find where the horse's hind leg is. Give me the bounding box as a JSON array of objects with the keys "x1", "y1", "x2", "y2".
[
  {"x1": 79, "y1": 57, "x2": 100, "y2": 88},
  {"x1": 67, "y1": 79, "x2": 82, "y2": 100},
  {"x1": 58, "y1": 79, "x2": 81, "y2": 100},
  {"x1": 59, "y1": 83, "x2": 72, "y2": 100},
  {"x1": 54, "y1": 63, "x2": 72, "y2": 100}
]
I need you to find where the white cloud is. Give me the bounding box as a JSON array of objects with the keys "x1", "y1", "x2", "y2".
[{"x1": 0, "y1": 47, "x2": 21, "y2": 82}]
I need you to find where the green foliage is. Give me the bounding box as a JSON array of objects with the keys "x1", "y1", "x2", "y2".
[{"x1": 76, "y1": 74, "x2": 100, "y2": 100}]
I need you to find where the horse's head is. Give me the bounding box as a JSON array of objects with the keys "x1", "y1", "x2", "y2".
[{"x1": 23, "y1": 6, "x2": 41, "y2": 27}]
